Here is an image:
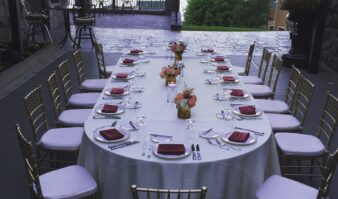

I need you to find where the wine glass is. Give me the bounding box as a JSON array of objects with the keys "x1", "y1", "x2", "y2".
[{"x1": 185, "y1": 119, "x2": 197, "y2": 145}]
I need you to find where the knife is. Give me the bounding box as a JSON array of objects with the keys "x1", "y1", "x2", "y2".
[
  {"x1": 191, "y1": 144, "x2": 197, "y2": 160},
  {"x1": 202, "y1": 128, "x2": 213, "y2": 136},
  {"x1": 93, "y1": 115, "x2": 121, "y2": 119},
  {"x1": 109, "y1": 140, "x2": 140, "y2": 150},
  {"x1": 129, "y1": 121, "x2": 137, "y2": 130},
  {"x1": 234, "y1": 127, "x2": 264, "y2": 136},
  {"x1": 196, "y1": 144, "x2": 202, "y2": 160}
]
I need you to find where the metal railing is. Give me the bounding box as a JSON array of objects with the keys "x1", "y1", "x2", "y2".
[{"x1": 89, "y1": 0, "x2": 165, "y2": 11}]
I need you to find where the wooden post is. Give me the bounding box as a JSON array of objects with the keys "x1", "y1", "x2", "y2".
[
  {"x1": 7, "y1": 0, "x2": 23, "y2": 54},
  {"x1": 308, "y1": 0, "x2": 329, "y2": 74}
]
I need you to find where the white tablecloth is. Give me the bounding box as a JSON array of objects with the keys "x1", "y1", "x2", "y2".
[{"x1": 78, "y1": 57, "x2": 280, "y2": 199}]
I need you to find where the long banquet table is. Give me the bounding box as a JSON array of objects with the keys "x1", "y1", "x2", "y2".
[{"x1": 78, "y1": 54, "x2": 280, "y2": 199}]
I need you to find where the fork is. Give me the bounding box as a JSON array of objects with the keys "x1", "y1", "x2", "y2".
[{"x1": 216, "y1": 137, "x2": 241, "y2": 151}]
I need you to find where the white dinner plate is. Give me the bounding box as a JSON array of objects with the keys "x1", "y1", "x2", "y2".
[
  {"x1": 119, "y1": 60, "x2": 139, "y2": 66},
  {"x1": 93, "y1": 128, "x2": 130, "y2": 143},
  {"x1": 225, "y1": 89, "x2": 251, "y2": 99},
  {"x1": 128, "y1": 51, "x2": 144, "y2": 56},
  {"x1": 222, "y1": 131, "x2": 257, "y2": 145},
  {"x1": 95, "y1": 104, "x2": 125, "y2": 115},
  {"x1": 150, "y1": 134, "x2": 173, "y2": 143},
  {"x1": 104, "y1": 88, "x2": 130, "y2": 98},
  {"x1": 221, "y1": 78, "x2": 240, "y2": 83},
  {"x1": 211, "y1": 58, "x2": 229, "y2": 63},
  {"x1": 215, "y1": 67, "x2": 232, "y2": 73},
  {"x1": 232, "y1": 107, "x2": 262, "y2": 117},
  {"x1": 152, "y1": 144, "x2": 191, "y2": 159},
  {"x1": 199, "y1": 129, "x2": 219, "y2": 139},
  {"x1": 111, "y1": 73, "x2": 136, "y2": 81}
]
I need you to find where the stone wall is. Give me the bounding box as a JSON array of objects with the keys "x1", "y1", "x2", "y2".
[
  {"x1": 0, "y1": 0, "x2": 11, "y2": 41},
  {"x1": 321, "y1": 0, "x2": 338, "y2": 73}
]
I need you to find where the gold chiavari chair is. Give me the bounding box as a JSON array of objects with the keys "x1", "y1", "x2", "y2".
[
  {"x1": 58, "y1": 60, "x2": 100, "y2": 108},
  {"x1": 94, "y1": 42, "x2": 115, "y2": 78},
  {"x1": 246, "y1": 54, "x2": 282, "y2": 99},
  {"x1": 256, "y1": 148, "x2": 338, "y2": 199},
  {"x1": 232, "y1": 42, "x2": 255, "y2": 75},
  {"x1": 275, "y1": 92, "x2": 338, "y2": 177},
  {"x1": 130, "y1": 185, "x2": 207, "y2": 199},
  {"x1": 23, "y1": 85, "x2": 83, "y2": 165},
  {"x1": 241, "y1": 47, "x2": 271, "y2": 85},
  {"x1": 16, "y1": 124, "x2": 97, "y2": 199},
  {"x1": 255, "y1": 66, "x2": 302, "y2": 113},
  {"x1": 73, "y1": 49, "x2": 107, "y2": 92},
  {"x1": 47, "y1": 72, "x2": 91, "y2": 127},
  {"x1": 265, "y1": 77, "x2": 315, "y2": 132}
]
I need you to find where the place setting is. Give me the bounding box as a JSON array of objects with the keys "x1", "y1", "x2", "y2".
[
  {"x1": 219, "y1": 75, "x2": 240, "y2": 84},
  {"x1": 104, "y1": 87, "x2": 130, "y2": 99},
  {"x1": 111, "y1": 72, "x2": 136, "y2": 81},
  {"x1": 231, "y1": 105, "x2": 263, "y2": 120},
  {"x1": 119, "y1": 57, "x2": 140, "y2": 66}
]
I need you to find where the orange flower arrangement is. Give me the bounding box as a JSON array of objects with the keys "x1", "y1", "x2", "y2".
[
  {"x1": 174, "y1": 87, "x2": 197, "y2": 108},
  {"x1": 159, "y1": 65, "x2": 181, "y2": 79},
  {"x1": 169, "y1": 41, "x2": 187, "y2": 54}
]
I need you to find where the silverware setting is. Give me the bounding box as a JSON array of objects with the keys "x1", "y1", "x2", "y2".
[
  {"x1": 150, "y1": 134, "x2": 173, "y2": 139},
  {"x1": 191, "y1": 144, "x2": 197, "y2": 160},
  {"x1": 216, "y1": 137, "x2": 241, "y2": 151},
  {"x1": 129, "y1": 121, "x2": 138, "y2": 130},
  {"x1": 234, "y1": 126, "x2": 265, "y2": 136},
  {"x1": 108, "y1": 140, "x2": 140, "y2": 150},
  {"x1": 196, "y1": 144, "x2": 202, "y2": 160},
  {"x1": 202, "y1": 128, "x2": 213, "y2": 136}
]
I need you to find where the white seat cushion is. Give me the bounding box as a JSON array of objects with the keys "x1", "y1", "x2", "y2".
[
  {"x1": 40, "y1": 127, "x2": 83, "y2": 151},
  {"x1": 246, "y1": 84, "x2": 273, "y2": 98},
  {"x1": 81, "y1": 79, "x2": 107, "y2": 91},
  {"x1": 256, "y1": 175, "x2": 318, "y2": 199},
  {"x1": 59, "y1": 109, "x2": 91, "y2": 127},
  {"x1": 265, "y1": 113, "x2": 301, "y2": 132},
  {"x1": 275, "y1": 133, "x2": 325, "y2": 156},
  {"x1": 39, "y1": 165, "x2": 97, "y2": 199},
  {"x1": 68, "y1": 93, "x2": 100, "y2": 108},
  {"x1": 241, "y1": 75, "x2": 263, "y2": 85},
  {"x1": 255, "y1": 99, "x2": 289, "y2": 113}
]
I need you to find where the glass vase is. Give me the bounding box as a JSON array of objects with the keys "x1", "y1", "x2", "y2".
[
  {"x1": 175, "y1": 52, "x2": 183, "y2": 63},
  {"x1": 177, "y1": 105, "x2": 191, "y2": 119},
  {"x1": 165, "y1": 75, "x2": 176, "y2": 86}
]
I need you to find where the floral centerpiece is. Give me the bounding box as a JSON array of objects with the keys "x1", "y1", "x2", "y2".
[
  {"x1": 159, "y1": 65, "x2": 181, "y2": 86},
  {"x1": 174, "y1": 87, "x2": 197, "y2": 119},
  {"x1": 169, "y1": 41, "x2": 187, "y2": 62}
]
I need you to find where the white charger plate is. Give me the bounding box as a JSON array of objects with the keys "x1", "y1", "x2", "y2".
[
  {"x1": 232, "y1": 107, "x2": 262, "y2": 117},
  {"x1": 95, "y1": 104, "x2": 125, "y2": 115},
  {"x1": 225, "y1": 89, "x2": 250, "y2": 99},
  {"x1": 104, "y1": 88, "x2": 130, "y2": 97},
  {"x1": 222, "y1": 131, "x2": 257, "y2": 145},
  {"x1": 94, "y1": 128, "x2": 130, "y2": 143},
  {"x1": 112, "y1": 73, "x2": 135, "y2": 81},
  {"x1": 153, "y1": 144, "x2": 191, "y2": 159},
  {"x1": 150, "y1": 134, "x2": 173, "y2": 143},
  {"x1": 119, "y1": 60, "x2": 139, "y2": 66},
  {"x1": 222, "y1": 78, "x2": 240, "y2": 83}
]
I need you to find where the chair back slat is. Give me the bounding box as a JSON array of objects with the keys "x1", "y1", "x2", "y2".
[
  {"x1": 94, "y1": 43, "x2": 108, "y2": 78},
  {"x1": 317, "y1": 93, "x2": 338, "y2": 150},
  {"x1": 23, "y1": 86, "x2": 48, "y2": 142},
  {"x1": 58, "y1": 60, "x2": 73, "y2": 101},
  {"x1": 47, "y1": 72, "x2": 64, "y2": 119},
  {"x1": 258, "y1": 48, "x2": 272, "y2": 82},
  {"x1": 73, "y1": 50, "x2": 86, "y2": 84},
  {"x1": 243, "y1": 42, "x2": 255, "y2": 75},
  {"x1": 284, "y1": 66, "x2": 302, "y2": 111},
  {"x1": 16, "y1": 124, "x2": 43, "y2": 198},
  {"x1": 317, "y1": 149, "x2": 338, "y2": 198},
  {"x1": 267, "y1": 55, "x2": 283, "y2": 94},
  {"x1": 130, "y1": 185, "x2": 207, "y2": 199},
  {"x1": 292, "y1": 77, "x2": 315, "y2": 126}
]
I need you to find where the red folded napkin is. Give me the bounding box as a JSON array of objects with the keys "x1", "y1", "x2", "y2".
[
  {"x1": 223, "y1": 76, "x2": 236, "y2": 82},
  {"x1": 102, "y1": 104, "x2": 118, "y2": 113},
  {"x1": 123, "y1": 58, "x2": 134, "y2": 64},
  {"x1": 116, "y1": 73, "x2": 128, "y2": 79},
  {"x1": 130, "y1": 49, "x2": 143, "y2": 54},
  {"x1": 99, "y1": 129, "x2": 124, "y2": 140},
  {"x1": 230, "y1": 89, "x2": 244, "y2": 97},
  {"x1": 157, "y1": 144, "x2": 186, "y2": 155},
  {"x1": 214, "y1": 56, "x2": 225, "y2": 62},
  {"x1": 239, "y1": 105, "x2": 256, "y2": 115},
  {"x1": 217, "y1": 65, "x2": 229, "y2": 71},
  {"x1": 110, "y1": 88, "x2": 125, "y2": 94},
  {"x1": 228, "y1": 131, "x2": 250, "y2": 143}
]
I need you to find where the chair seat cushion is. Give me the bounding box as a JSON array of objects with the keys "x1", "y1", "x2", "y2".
[
  {"x1": 68, "y1": 93, "x2": 100, "y2": 108},
  {"x1": 265, "y1": 113, "x2": 301, "y2": 132},
  {"x1": 75, "y1": 17, "x2": 95, "y2": 25},
  {"x1": 241, "y1": 75, "x2": 263, "y2": 85},
  {"x1": 255, "y1": 99, "x2": 289, "y2": 113},
  {"x1": 40, "y1": 127, "x2": 83, "y2": 151},
  {"x1": 81, "y1": 79, "x2": 107, "y2": 91},
  {"x1": 246, "y1": 84, "x2": 273, "y2": 98},
  {"x1": 275, "y1": 133, "x2": 325, "y2": 156},
  {"x1": 256, "y1": 175, "x2": 318, "y2": 199},
  {"x1": 59, "y1": 109, "x2": 91, "y2": 127},
  {"x1": 39, "y1": 165, "x2": 97, "y2": 199}
]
